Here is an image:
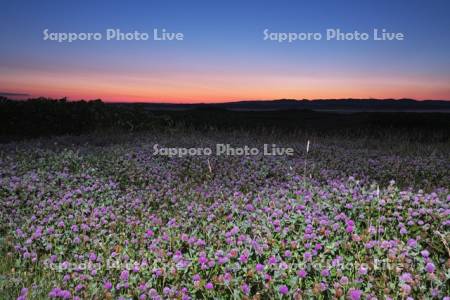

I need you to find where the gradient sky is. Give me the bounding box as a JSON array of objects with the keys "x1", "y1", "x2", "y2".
[{"x1": 0, "y1": 0, "x2": 449, "y2": 102}]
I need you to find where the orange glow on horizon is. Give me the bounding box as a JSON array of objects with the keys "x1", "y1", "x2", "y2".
[{"x1": 1, "y1": 68, "x2": 449, "y2": 103}]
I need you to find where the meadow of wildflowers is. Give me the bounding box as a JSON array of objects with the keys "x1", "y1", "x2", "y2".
[{"x1": 0, "y1": 132, "x2": 449, "y2": 299}]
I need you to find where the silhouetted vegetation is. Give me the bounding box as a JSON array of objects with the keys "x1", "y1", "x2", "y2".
[
  {"x1": 0, "y1": 97, "x2": 166, "y2": 141},
  {"x1": 1, "y1": 97, "x2": 449, "y2": 143}
]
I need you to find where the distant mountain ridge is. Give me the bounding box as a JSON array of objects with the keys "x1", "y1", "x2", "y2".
[
  {"x1": 3, "y1": 97, "x2": 450, "y2": 111},
  {"x1": 114, "y1": 98, "x2": 450, "y2": 111}
]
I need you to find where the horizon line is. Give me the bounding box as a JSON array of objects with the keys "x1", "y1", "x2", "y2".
[{"x1": 3, "y1": 96, "x2": 450, "y2": 104}]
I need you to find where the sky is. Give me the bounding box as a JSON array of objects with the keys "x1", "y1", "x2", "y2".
[{"x1": 0, "y1": 0, "x2": 449, "y2": 103}]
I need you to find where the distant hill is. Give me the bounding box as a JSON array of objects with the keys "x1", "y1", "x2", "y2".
[
  {"x1": 1, "y1": 97, "x2": 449, "y2": 142},
  {"x1": 113, "y1": 98, "x2": 450, "y2": 111}
]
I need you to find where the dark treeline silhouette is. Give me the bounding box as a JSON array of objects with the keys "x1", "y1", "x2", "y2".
[
  {"x1": 0, "y1": 97, "x2": 165, "y2": 141},
  {"x1": 1, "y1": 97, "x2": 449, "y2": 142}
]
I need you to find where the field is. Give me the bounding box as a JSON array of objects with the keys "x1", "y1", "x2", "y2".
[{"x1": 1, "y1": 126, "x2": 449, "y2": 299}]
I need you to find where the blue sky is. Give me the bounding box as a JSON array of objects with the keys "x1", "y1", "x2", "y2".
[{"x1": 1, "y1": 0, "x2": 449, "y2": 101}]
